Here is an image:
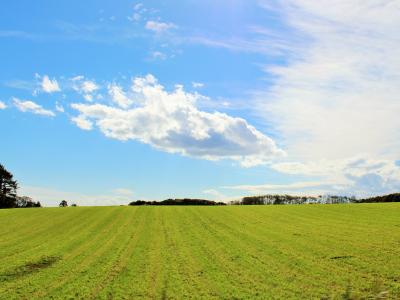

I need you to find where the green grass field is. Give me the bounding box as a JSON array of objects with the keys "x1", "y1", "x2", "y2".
[{"x1": 1, "y1": 204, "x2": 399, "y2": 299}]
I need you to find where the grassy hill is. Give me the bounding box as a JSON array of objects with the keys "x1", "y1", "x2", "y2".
[{"x1": 1, "y1": 204, "x2": 399, "y2": 299}]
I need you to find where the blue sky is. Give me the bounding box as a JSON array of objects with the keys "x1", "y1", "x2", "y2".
[{"x1": 1, "y1": 1, "x2": 400, "y2": 206}]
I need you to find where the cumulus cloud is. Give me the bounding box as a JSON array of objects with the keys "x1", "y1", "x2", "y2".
[
  {"x1": 83, "y1": 94, "x2": 93, "y2": 102},
  {"x1": 71, "y1": 76, "x2": 100, "y2": 101},
  {"x1": 71, "y1": 115, "x2": 93, "y2": 130},
  {"x1": 108, "y1": 83, "x2": 132, "y2": 108},
  {"x1": 71, "y1": 74, "x2": 284, "y2": 166},
  {"x1": 0, "y1": 101, "x2": 6, "y2": 109},
  {"x1": 81, "y1": 80, "x2": 99, "y2": 94},
  {"x1": 145, "y1": 21, "x2": 176, "y2": 33},
  {"x1": 40, "y1": 75, "x2": 61, "y2": 93},
  {"x1": 13, "y1": 97, "x2": 55, "y2": 117}
]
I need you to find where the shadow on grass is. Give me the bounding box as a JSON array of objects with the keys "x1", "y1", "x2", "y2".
[
  {"x1": 0, "y1": 256, "x2": 61, "y2": 282},
  {"x1": 330, "y1": 255, "x2": 354, "y2": 260}
]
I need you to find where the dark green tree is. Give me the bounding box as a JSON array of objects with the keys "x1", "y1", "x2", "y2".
[
  {"x1": 0, "y1": 164, "x2": 18, "y2": 208},
  {"x1": 59, "y1": 200, "x2": 68, "y2": 207}
]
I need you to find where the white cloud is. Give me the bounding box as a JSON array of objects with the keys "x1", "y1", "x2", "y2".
[
  {"x1": 192, "y1": 82, "x2": 204, "y2": 89},
  {"x1": 134, "y1": 3, "x2": 143, "y2": 11},
  {"x1": 229, "y1": 156, "x2": 400, "y2": 197},
  {"x1": 223, "y1": 181, "x2": 335, "y2": 197},
  {"x1": 71, "y1": 75, "x2": 84, "y2": 81},
  {"x1": 256, "y1": 0, "x2": 400, "y2": 162},
  {"x1": 202, "y1": 189, "x2": 226, "y2": 200},
  {"x1": 150, "y1": 51, "x2": 167, "y2": 60},
  {"x1": 81, "y1": 80, "x2": 99, "y2": 93},
  {"x1": 108, "y1": 83, "x2": 132, "y2": 108},
  {"x1": 83, "y1": 94, "x2": 93, "y2": 102},
  {"x1": 71, "y1": 115, "x2": 93, "y2": 130},
  {"x1": 270, "y1": 156, "x2": 400, "y2": 196},
  {"x1": 71, "y1": 74, "x2": 284, "y2": 166},
  {"x1": 220, "y1": 1, "x2": 400, "y2": 195},
  {"x1": 13, "y1": 97, "x2": 55, "y2": 117},
  {"x1": 128, "y1": 3, "x2": 144, "y2": 22},
  {"x1": 113, "y1": 188, "x2": 134, "y2": 197},
  {"x1": 41, "y1": 75, "x2": 61, "y2": 93},
  {"x1": 19, "y1": 185, "x2": 134, "y2": 207},
  {"x1": 0, "y1": 101, "x2": 6, "y2": 109},
  {"x1": 128, "y1": 13, "x2": 141, "y2": 22},
  {"x1": 145, "y1": 21, "x2": 176, "y2": 33},
  {"x1": 71, "y1": 77, "x2": 99, "y2": 98},
  {"x1": 55, "y1": 102, "x2": 64, "y2": 112}
]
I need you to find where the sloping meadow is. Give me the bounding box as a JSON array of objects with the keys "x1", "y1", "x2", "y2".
[{"x1": 0, "y1": 204, "x2": 399, "y2": 299}]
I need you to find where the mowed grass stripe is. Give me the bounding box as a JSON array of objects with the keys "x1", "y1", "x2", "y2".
[
  {"x1": 187, "y1": 206, "x2": 400, "y2": 298},
  {"x1": 0, "y1": 207, "x2": 129, "y2": 298},
  {"x1": 0, "y1": 204, "x2": 399, "y2": 299},
  {"x1": 88, "y1": 207, "x2": 150, "y2": 299},
  {"x1": 189, "y1": 207, "x2": 320, "y2": 298},
  {"x1": 39, "y1": 207, "x2": 140, "y2": 299},
  {"x1": 223, "y1": 206, "x2": 400, "y2": 296},
  {"x1": 0, "y1": 207, "x2": 105, "y2": 262}
]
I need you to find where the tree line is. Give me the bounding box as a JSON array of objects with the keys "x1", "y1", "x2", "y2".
[
  {"x1": 229, "y1": 194, "x2": 356, "y2": 205},
  {"x1": 2, "y1": 162, "x2": 399, "y2": 208},
  {"x1": 228, "y1": 193, "x2": 400, "y2": 205},
  {"x1": 129, "y1": 198, "x2": 226, "y2": 206},
  {"x1": 358, "y1": 193, "x2": 400, "y2": 203},
  {"x1": 0, "y1": 164, "x2": 41, "y2": 209}
]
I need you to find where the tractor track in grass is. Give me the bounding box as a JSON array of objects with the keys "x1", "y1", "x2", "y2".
[
  {"x1": 0, "y1": 208, "x2": 102, "y2": 263},
  {"x1": 0, "y1": 208, "x2": 122, "y2": 297},
  {"x1": 88, "y1": 207, "x2": 149, "y2": 299},
  {"x1": 40, "y1": 207, "x2": 139, "y2": 299},
  {"x1": 1, "y1": 204, "x2": 400, "y2": 299},
  {"x1": 12, "y1": 207, "x2": 130, "y2": 299}
]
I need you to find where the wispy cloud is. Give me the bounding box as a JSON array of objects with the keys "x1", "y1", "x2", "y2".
[
  {"x1": 0, "y1": 101, "x2": 7, "y2": 110},
  {"x1": 13, "y1": 97, "x2": 55, "y2": 117},
  {"x1": 192, "y1": 82, "x2": 204, "y2": 89},
  {"x1": 236, "y1": 0, "x2": 400, "y2": 196},
  {"x1": 55, "y1": 102, "x2": 65, "y2": 112},
  {"x1": 271, "y1": 156, "x2": 400, "y2": 197},
  {"x1": 149, "y1": 51, "x2": 167, "y2": 60},
  {"x1": 256, "y1": 0, "x2": 400, "y2": 161},
  {"x1": 145, "y1": 21, "x2": 176, "y2": 33},
  {"x1": 3, "y1": 79, "x2": 36, "y2": 91},
  {"x1": 223, "y1": 181, "x2": 335, "y2": 196},
  {"x1": 0, "y1": 30, "x2": 41, "y2": 40},
  {"x1": 19, "y1": 185, "x2": 135, "y2": 207}
]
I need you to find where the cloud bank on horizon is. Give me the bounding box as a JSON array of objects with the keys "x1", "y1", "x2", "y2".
[{"x1": 1, "y1": 0, "x2": 400, "y2": 203}]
